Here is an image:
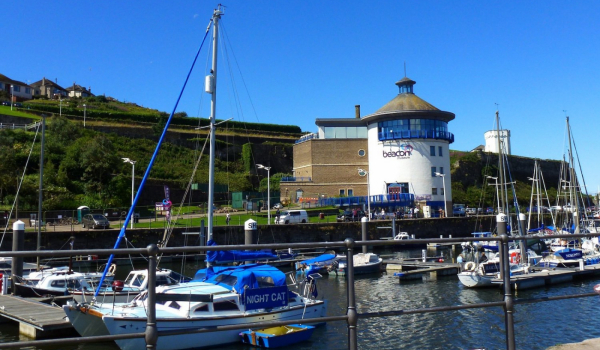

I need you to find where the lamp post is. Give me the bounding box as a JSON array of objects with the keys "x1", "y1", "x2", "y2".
[
  {"x1": 358, "y1": 168, "x2": 370, "y2": 221},
  {"x1": 122, "y1": 158, "x2": 136, "y2": 229},
  {"x1": 83, "y1": 104, "x2": 87, "y2": 127},
  {"x1": 256, "y1": 164, "x2": 271, "y2": 224},
  {"x1": 435, "y1": 172, "x2": 447, "y2": 218},
  {"x1": 486, "y1": 176, "x2": 500, "y2": 213},
  {"x1": 10, "y1": 85, "x2": 14, "y2": 111}
]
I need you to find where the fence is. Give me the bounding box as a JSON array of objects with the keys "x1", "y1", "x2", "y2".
[{"x1": 0, "y1": 231, "x2": 599, "y2": 349}]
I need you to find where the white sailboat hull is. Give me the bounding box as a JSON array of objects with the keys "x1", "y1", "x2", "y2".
[
  {"x1": 457, "y1": 271, "x2": 494, "y2": 288},
  {"x1": 103, "y1": 301, "x2": 328, "y2": 350}
]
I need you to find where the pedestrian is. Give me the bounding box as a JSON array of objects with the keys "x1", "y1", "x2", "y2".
[
  {"x1": 414, "y1": 207, "x2": 419, "y2": 218},
  {"x1": 380, "y1": 208, "x2": 385, "y2": 220},
  {"x1": 226, "y1": 213, "x2": 231, "y2": 225},
  {"x1": 276, "y1": 208, "x2": 281, "y2": 223},
  {"x1": 480, "y1": 251, "x2": 488, "y2": 263}
]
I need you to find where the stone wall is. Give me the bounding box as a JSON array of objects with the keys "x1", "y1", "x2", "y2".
[{"x1": 14, "y1": 216, "x2": 503, "y2": 253}]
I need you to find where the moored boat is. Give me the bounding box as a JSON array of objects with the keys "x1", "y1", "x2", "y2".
[{"x1": 239, "y1": 324, "x2": 315, "y2": 348}]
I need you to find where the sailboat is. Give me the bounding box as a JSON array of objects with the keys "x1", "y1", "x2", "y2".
[
  {"x1": 458, "y1": 111, "x2": 532, "y2": 288},
  {"x1": 538, "y1": 116, "x2": 600, "y2": 268},
  {"x1": 63, "y1": 6, "x2": 328, "y2": 348}
]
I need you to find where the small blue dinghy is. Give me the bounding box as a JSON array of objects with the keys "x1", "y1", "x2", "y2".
[{"x1": 239, "y1": 324, "x2": 315, "y2": 348}]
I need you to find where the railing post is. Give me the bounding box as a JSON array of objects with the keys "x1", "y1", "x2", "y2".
[
  {"x1": 499, "y1": 230, "x2": 516, "y2": 349},
  {"x1": 345, "y1": 238, "x2": 358, "y2": 350},
  {"x1": 145, "y1": 244, "x2": 158, "y2": 349}
]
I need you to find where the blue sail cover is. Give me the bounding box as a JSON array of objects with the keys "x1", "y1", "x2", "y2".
[
  {"x1": 205, "y1": 240, "x2": 278, "y2": 263},
  {"x1": 192, "y1": 264, "x2": 287, "y2": 293},
  {"x1": 299, "y1": 254, "x2": 337, "y2": 266}
]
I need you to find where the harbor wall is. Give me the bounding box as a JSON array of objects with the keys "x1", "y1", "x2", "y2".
[{"x1": 13, "y1": 216, "x2": 499, "y2": 252}]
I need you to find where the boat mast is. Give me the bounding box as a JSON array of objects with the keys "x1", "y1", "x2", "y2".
[
  {"x1": 495, "y1": 111, "x2": 506, "y2": 215},
  {"x1": 207, "y1": 5, "x2": 223, "y2": 244},
  {"x1": 566, "y1": 116, "x2": 579, "y2": 234}
]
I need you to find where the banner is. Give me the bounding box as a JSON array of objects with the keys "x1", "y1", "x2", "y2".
[
  {"x1": 243, "y1": 286, "x2": 288, "y2": 310},
  {"x1": 164, "y1": 185, "x2": 170, "y2": 201}
]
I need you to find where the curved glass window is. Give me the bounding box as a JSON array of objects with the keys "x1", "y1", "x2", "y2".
[{"x1": 378, "y1": 119, "x2": 453, "y2": 143}]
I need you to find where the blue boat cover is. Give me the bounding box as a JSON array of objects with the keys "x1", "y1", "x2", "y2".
[
  {"x1": 206, "y1": 240, "x2": 279, "y2": 263},
  {"x1": 299, "y1": 254, "x2": 336, "y2": 265},
  {"x1": 192, "y1": 263, "x2": 287, "y2": 293}
]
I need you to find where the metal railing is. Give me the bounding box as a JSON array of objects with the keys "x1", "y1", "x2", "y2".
[{"x1": 1, "y1": 231, "x2": 600, "y2": 349}]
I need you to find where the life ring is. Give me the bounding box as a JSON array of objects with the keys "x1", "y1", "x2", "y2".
[
  {"x1": 510, "y1": 252, "x2": 521, "y2": 264},
  {"x1": 162, "y1": 199, "x2": 172, "y2": 207},
  {"x1": 108, "y1": 263, "x2": 117, "y2": 275},
  {"x1": 464, "y1": 262, "x2": 476, "y2": 271}
]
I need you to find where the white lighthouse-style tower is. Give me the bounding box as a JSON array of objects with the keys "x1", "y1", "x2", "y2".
[{"x1": 361, "y1": 77, "x2": 456, "y2": 215}]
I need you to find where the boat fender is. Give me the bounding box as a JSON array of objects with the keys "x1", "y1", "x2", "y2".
[
  {"x1": 464, "y1": 262, "x2": 476, "y2": 271},
  {"x1": 108, "y1": 263, "x2": 117, "y2": 275},
  {"x1": 112, "y1": 280, "x2": 124, "y2": 292}
]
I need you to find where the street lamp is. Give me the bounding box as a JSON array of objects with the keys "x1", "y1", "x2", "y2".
[
  {"x1": 256, "y1": 164, "x2": 271, "y2": 224},
  {"x1": 486, "y1": 176, "x2": 500, "y2": 213},
  {"x1": 435, "y1": 172, "x2": 447, "y2": 217},
  {"x1": 10, "y1": 85, "x2": 14, "y2": 111},
  {"x1": 122, "y1": 158, "x2": 136, "y2": 229},
  {"x1": 358, "y1": 168, "x2": 370, "y2": 221},
  {"x1": 83, "y1": 104, "x2": 87, "y2": 127}
]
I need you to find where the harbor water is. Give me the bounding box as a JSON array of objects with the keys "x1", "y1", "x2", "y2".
[{"x1": 1, "y1": 249, "x2": 599, "y2": 350}]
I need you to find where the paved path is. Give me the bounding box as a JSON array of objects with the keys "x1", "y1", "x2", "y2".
[{"x1": 547, "y1": 339, "x2": 600, "y2": 349}]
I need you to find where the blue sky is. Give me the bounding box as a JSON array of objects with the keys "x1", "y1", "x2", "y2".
[{"x1": 4, "y1": 1, "x2": 600, "y2": 195}]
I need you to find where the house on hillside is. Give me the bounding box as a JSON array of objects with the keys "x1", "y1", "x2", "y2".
[
  {"x1": 30, "y1": 77, "x2": 68, "y2": 99},
  {"x1": 66, "y1": 83, "x2": 94, "y2": 98},
  {"x1": 0, "y1": 73, "x2": 33, "y2": 102}
]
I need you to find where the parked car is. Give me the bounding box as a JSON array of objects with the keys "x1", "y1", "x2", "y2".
[
  {"x1": 527, "y1": 206, "x2": 550, "y2": 213},
  {"x1": 13, "y1": 102, "x2": 22, "y2": 107},
  {"x1": 337, "y1": 209, "x2": 366, "y2": 222},
  {"x1": 1, "y1": 101, "x2": 9, "y2": 106},
  {"x1": 275, "y1": 210, "x2": 308, "y2": 224},
  {"x1": 82, "y1": 214, "x2": 110, "y2": 229},
  {"x1": 465, "y1": 208, "x2": 477, "y2": 216},
  {"x1": 452, "y1": 204, "x2": 466, "y2": 217}
]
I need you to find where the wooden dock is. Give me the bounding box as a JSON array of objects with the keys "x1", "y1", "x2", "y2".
[
  {"x1": 0, "y1": 295, "x2": 76, "y2": 338},
  {"x1": 492, "y1": 264, "x2": 600, "y2": 290},
  {"x1": 384, "y1": 260, "x2": 460, "y2": 281}
]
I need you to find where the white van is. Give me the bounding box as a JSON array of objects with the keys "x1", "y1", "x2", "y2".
[{"x1": 275, "y1": 210, "x2": 308, "y2": 224}]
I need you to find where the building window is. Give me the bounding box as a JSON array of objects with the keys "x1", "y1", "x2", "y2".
[
  {"x1": 441, "y1": 188, "x2": 445, "y2": 195},
  {"x1": 439, "y1": 167, "x2": 444, "y2": 175},
  {"x1": 430, "y1": 146, "x2": 435, "y2": 156},
  {"x1": 25, "y1": 87, "x2": 31, "y2": 94},
  {"x1": 358, "y1": 149, "x2": 365, "y2": 157},
  {"x1": 432, "y1": 188, "x2": 438, "y2": 195},
  {"x1": 339, "y1": 189, "x2": 345, "y2": 196},
  {"x1": 431, "y1": 167, "x2": 437, "y2": 177},
  {"x1": 347, "y1": 189, "x2": 353, "y2": 196},
  {"x1": 13, "y1": 86, "x2": 20, "y2": 92},
  {"x1": 438, "y1": 146, "x2": 443, "y2": 157}
]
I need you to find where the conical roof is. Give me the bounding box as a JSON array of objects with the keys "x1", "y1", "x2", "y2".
[{"x1": 362, "y1": 77, "x2": 454, "y2": 123}]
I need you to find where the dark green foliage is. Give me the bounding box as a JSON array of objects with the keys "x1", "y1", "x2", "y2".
[{"x1": 242, "y1": 143, "x2": 253, "y2": 173}]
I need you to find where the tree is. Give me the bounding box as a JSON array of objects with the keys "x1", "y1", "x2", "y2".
[{"x1": 80, "y1": 135, "x2": 120, "y2": 205}]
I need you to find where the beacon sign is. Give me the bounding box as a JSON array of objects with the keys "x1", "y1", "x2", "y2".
[{"x1": 383, "y1": 144, "x2": 414, "y2": 159}]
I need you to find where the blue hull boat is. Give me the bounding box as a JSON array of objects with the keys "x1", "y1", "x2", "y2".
[{"x1": 240, "y1": 324, "x2": 315, "y2": 348}]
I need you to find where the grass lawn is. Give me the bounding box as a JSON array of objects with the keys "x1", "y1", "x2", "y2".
[{"x1": 0, "y1": 106, "x2": 41, "y2": 119}]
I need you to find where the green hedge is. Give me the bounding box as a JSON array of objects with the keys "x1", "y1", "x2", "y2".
[{"x1": 23, "y1": 104, "x2": 302, "y2": 134}]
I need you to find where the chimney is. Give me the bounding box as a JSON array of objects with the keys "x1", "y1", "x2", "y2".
[{"x1": 355, "y1": 105, "x2": 360, "y2": 119}]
